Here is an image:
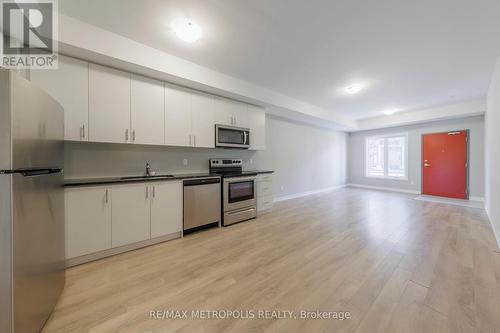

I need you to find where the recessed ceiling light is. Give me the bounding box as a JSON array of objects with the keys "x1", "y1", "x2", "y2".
[
  {"x1": 171, "y1": 18, "x2": 202, "y2": 43},
  {"x1": 381, "y1": 108, "x2": 400, "y2": 115},
  {"x1": 344, "y1": 84, "x2": 364, "y2": 95}
]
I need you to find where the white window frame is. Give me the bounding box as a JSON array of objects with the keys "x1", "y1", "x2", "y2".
[{"x1": 365, "y1": 133, "x2": 409, "y2": 180}]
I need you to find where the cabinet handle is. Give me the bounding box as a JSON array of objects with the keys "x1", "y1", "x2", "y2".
[
  {"x1": 132, "y1": 129, "x2": 136, "y2": 142},
  {"x1": 146, "y1": 186, "x2": 149, "y2": 199},
  {"x1": 80, "y1": 125, "x2": 85, "y2": 139},
  {"x1": 194, "y1": 135, "x2": 196, "y2": 147},
  {"x1": 189, "y1": 135, "x2": 192, "y2": 146},
  {"x1": 125, "y1": 129, "x2": 129, "y2": 142},
  {"x1": 153, "y1": 185, "x2": 156, "y2": 198},
  {"x1": 105, "y1": 189, "x2": 109, "y2": 204}
]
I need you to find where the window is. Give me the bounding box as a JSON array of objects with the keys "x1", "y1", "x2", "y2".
[{"x1": 365, "y1": 134, "x2": 408, "y2": 179}]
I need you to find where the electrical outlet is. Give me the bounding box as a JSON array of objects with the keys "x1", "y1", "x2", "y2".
[{"x1": 183, "y1": 159, "x2": 188, "y2": 166}]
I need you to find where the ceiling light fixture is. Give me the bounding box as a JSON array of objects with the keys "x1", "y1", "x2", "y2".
[
  {"x1": 344, "y1": 84, "x2": 364, "y2": 95},
  {"x1": 171, "y1": 18, "x2": 202, "y2": 43},
  {"x1": 381, "y1": 108, "x2": 400, "y2": 115}
]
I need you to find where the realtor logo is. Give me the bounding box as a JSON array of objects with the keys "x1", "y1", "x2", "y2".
[{"x1": 1, "y1": 0, "x2": 58, "y2": 69}]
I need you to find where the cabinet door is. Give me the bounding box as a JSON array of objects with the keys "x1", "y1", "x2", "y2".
[
  {"x1": 165, "y1": 84, "x2": 192, "y2": 146},
  {"x1": 248, "y1": 106, "x2": 266, "y2": 150},
  {"x1": 233, "y1": 101, "x2": 249, "y2": 128},
  {"x1": 191, "y1": 92, "x2": 215, "y2": 148},
  {"x1": 30, "y1": 55, "x2": 89, "y2": 141},
  {"x1": 214, "y1": 97, "x2": 234, "y2": 126},
  {"x1": 89, "y1": 64, "x2": 131, "y2": 143},
  {"x1": 112, "y1": 183, "x2": 151, "y2": 247},
  {"x1": 131, "y1": 75, "x2": 164, "y2": 145},
  {"x1": 150, "y1": 181, "x2": 183, "y2": 238},
  {"x1": 65, "y1": 186, "x2": 111, "y2": 259}
]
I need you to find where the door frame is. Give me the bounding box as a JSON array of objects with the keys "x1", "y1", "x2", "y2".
[{"x1": 420, "y1": 129, "x2": 470, "y2": 199}]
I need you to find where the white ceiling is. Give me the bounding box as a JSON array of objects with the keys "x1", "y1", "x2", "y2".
[{"x1": 60, "y1": 0, "x2": 500, "y2": 120}]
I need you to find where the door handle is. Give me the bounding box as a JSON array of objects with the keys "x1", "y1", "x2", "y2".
[{"x1": 424, "y1": 163, "x2": 431, "y2": 167}]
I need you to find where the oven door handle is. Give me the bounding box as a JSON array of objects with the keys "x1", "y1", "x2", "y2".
[
  {"x1": 225, "y1": 177, "x2": 256, "y2": 183},
  {"x1": 243, "y1": 131, "x2": 248, "y2": 145}
]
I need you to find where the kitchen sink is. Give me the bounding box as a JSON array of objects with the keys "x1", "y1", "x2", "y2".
[{"x1": 120, "y1": 175, "x2": 175, "y2": 180}]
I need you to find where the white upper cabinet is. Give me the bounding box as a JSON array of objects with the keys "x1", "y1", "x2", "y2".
[
  {"x1": 165, "y1": 84, "x2": 192, "y2": 147},
  {"x1": 233, "y1": 102, "x2": 249, "y2": 128},
  {"x1": 248, "y1": 106, "x2": 266, "y2": 150},
  {"x1": 32, "y1": 56, "x2": 264, "y2": 149},
  {"x1": 214, "y1": 97, "x2": 234, "y2": 126},
  {"x1": 30, "y1": 55, "x2": 89, "y2": 141},
  {"x1": 215, "y1": 98, "x2": 249, "y2": 128},
  {"x1": 191, "y1": 91, "x2": 215, "y2": 148},
  {"x1": 150, "y1": 181, "x2": 183, "y2": 238},
  {"x1": 89, "y1": 63, "x2": 131, "y2": 144},
  {"x1": 131, "y1": 75, "x2": 164, "y2": 145},
  {"x1": 111, "y1": 183, "x2": 151, "y2": 248}
]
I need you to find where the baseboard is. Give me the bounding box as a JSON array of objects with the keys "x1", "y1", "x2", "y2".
[
  {"x1": 273, "y1": 185, "x2": 346, "y2": 203},
  {"x1": 485, "y1": 205, "x2": 500, "y2": 251},
  {"x1": 65, "y1": 232, "x2": 182, "y2": 268},
  {"x1": 347, "y1": 183, "x2": 421, "y2": 195}
]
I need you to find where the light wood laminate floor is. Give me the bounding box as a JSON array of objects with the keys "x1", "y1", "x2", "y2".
[{"x1": 43, "y1": 188, "x2": 500, "y2": 333}]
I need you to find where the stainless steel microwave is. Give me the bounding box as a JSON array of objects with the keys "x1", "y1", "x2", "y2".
[{"x1": 215, "y1": 124, "x2": 250, "y2": 149}]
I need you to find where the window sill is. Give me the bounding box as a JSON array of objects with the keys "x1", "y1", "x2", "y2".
[{"x1": 365, "y1": 175, "x2": 408, "y2": 181}]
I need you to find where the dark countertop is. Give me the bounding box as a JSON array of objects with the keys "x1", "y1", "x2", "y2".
[
  {"x1": 64, "y1": 170, "x2": 274, "y2": 187},
  {"x1": 247, "y1": 170, "x2": 274, "y2": 174}
]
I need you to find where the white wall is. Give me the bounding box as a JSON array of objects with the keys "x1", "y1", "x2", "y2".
[
  {"x1": 348, "y1": 116, "x2": 485, "y2": 198},
  {"x1": 65, "y1": 116, "x2": 348, "y2": 200},
  {"x1": 252, "y1": 116, "x2": 347, "y2": 199},
  {"x1": 486, "y1": 54, "x2": 500, "y2": 245}
]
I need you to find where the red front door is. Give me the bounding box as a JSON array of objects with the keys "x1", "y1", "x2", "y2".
[{"x1": 422, "y1": 131, "x2": 468, "y2": 199}]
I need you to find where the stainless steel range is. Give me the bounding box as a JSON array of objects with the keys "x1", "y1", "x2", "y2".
[{"x1": 209, "y1": 159, "x2": 257, "y2": 226}]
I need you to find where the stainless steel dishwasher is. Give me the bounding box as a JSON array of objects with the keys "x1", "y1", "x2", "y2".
[{"x1": 183, "y1": 177, "x2": 221, "y2": 233}]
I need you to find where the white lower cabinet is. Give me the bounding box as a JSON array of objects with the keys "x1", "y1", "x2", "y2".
[
  {"x1": 111, "y1": 183, "x2": 151, "y2": 247},
  {"x1": 257, "y1": 174, "x2": 274, "y2": 215},
  {"x1": 65, "y1": 186, "x2": 111, "y2": 259},
  {"x1": 150, "y1": 181, "x2": 183, "y2": 238},
  {"x1": 65, "y1": 181, "x2": 183, "y2": 262}
]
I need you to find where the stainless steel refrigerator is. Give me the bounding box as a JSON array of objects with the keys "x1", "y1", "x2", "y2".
[{"x1": 0, "y1": 70, "x2": 65, "y2": 333}]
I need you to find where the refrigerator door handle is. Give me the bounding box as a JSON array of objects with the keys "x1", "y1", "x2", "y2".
[
  {"x1": 20, "y1": 168, "x2": 62, "y2": 177},
  {"x1": 1, "y1": 168, "x2": 63, "y2": 176}
]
